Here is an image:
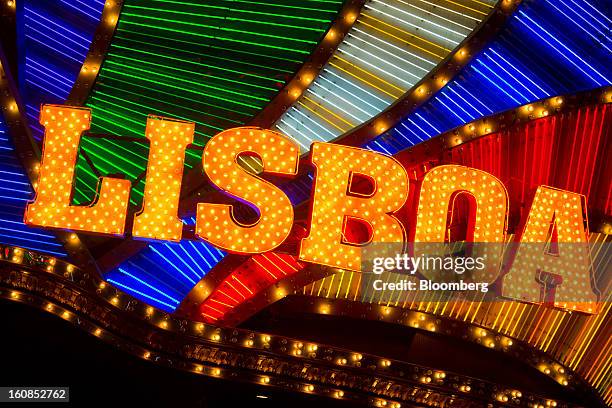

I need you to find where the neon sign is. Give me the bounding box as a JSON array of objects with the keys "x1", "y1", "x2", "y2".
[{"x1": 24, "y1": 105, "x2": 600, "y2": 313}]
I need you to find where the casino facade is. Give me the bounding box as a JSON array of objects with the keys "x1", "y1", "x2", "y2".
[{"x1": 0, "y1": 0, "x2": 610, "y2": 406}]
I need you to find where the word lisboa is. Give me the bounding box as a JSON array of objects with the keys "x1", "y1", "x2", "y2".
[{"x1": 25, "y1": 106, "x2": 600, "y2": 312}]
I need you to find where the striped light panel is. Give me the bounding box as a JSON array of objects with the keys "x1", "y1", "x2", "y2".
[
  {"x1": 104, "y1": 217, "x2": 225, "y2": 312},
  {"x1": 274, "y1": 0, "x2": 497, "y2": 152},
  {"x1": 200, "y1": 252, "x2": 307, "y2": 321},
  {"x1": 276, "y1": 0, "x2": 612, "y2": 206},
  {"x1": 77, "y1": 0, "x2": 344, "y2": 206},
  {"x1": 0, "y1": 115, "x2": 66, "y2": 256},
  {"x1": 364, "y1": 0, "x2": 612, "y2": 154},
  {"x1": 21, "y1": 0, "x2": 105, "y2": 139}
]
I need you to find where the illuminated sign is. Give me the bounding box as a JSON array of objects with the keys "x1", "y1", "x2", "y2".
[{"x1": 25, "y1": 105, "x2": 600, "y2": 313}]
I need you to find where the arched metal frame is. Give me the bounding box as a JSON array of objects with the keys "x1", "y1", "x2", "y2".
[
  {"x1": 0, "y1": 245, "x2": 599, "y2": 408},
  {"x1": 190, "y1": 88, "x2": 611, "y2": 403}
]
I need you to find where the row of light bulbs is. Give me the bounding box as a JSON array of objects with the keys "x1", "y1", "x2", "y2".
[{"x1": 1, "y1": 245, "x2": 568, "y2": 407}]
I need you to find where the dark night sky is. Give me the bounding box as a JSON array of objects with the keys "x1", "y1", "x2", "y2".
[{"x1": 0, "y1": 300, "x2": 354, "y2": 408}]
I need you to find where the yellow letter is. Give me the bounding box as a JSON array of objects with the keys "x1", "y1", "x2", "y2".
[
  {"x1": 25, "y1": 105, "x2": 130, "y2": 235},
  {"x1": 503, "y1": 186, "x2": 599, "y2": 313},
  {"x1": 299, "y1": 143, "x2": 408, "y2": 271},
  {"x1": 414, "y1": 165, "x2": 508, "y2": 283},
  {"x1": 196, "y1": 127, "x2": 299, "y2": 253},
  {"x1": 132, "y1": 116, "x2": 195, "y2": 242}
]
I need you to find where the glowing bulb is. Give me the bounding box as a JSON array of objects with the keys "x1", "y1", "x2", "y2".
[{"x1": 345, "y1": 12, "x2": 357, "y2": 23}]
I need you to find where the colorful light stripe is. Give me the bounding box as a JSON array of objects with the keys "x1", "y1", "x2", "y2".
[
  {"x1": 0, "y1": 115, "x2": 66, "y2": 256},
  {"x1": 274, "y1": 0, "x2": 497, "y2": 152},
  {"x1": 77, "y1": 0, "x2": 344, "y2": 206},
  {"x1": 20, "y1": 0, "x2": 105, "y2": 139},
  {"x1": 200, "y1": 252, "x2": 306, "y2": 321},
  {"x1": 104, "y1": 217, "x2": 225, "y2": 312},
  {"x1": 363, "y1": 0, "x2": 612, "y2": 154}
]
